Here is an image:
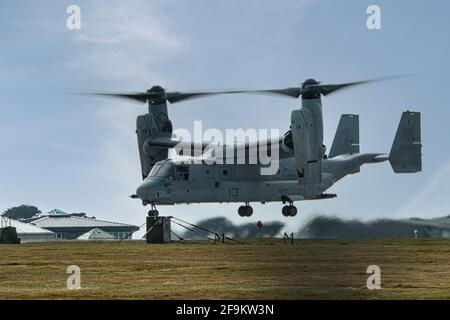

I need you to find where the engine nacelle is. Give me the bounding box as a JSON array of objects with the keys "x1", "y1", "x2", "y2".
[
  {"x1": 291, "y1": 106, "x2": 323, "y2": 197},
  {"x1": 136, "y1": 105, "x2": 173, "y2": 180}
]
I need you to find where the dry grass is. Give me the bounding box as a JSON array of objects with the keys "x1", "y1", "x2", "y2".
[{"x1": 1, "y1": 238, "x2": 450, "y2": 299}]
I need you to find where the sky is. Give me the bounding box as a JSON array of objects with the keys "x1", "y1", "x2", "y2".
[{"x1": 0, "y1": 0, "x2": 449, "y2": 236}]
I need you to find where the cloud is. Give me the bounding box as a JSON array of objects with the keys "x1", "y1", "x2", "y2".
[
  {"x1": 56, "y1": 0, "x2": 188, "y2": 224},
  {"x1": 68, "y1": 0, "x2": 187, "y2": 183},
  {"x1": 68, "y1": 0, "x2": 186, "y2": 83}
]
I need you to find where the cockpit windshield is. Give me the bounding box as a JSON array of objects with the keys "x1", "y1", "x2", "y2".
[
  {"x1": 148, "y1": 162, "x2": 162, "y2": 178},
  {"x1": 147, "y1": 161, "x2": 175, "y2": 180}
]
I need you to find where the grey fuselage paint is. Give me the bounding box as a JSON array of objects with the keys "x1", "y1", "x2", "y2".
[{"x1": 135, "y1": 153, "x2": 385, "y2": 205}]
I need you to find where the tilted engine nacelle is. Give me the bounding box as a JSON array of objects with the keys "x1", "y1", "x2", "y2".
[
  {"x1": 136, "y1": 97, "x2": 173, "y2": 180},
  {"x1": 290, "y1": 103, "x2": 324, "y2": 197},
  {"x1": 137, "y1": 115, "x2": 170, "y2": 180}
]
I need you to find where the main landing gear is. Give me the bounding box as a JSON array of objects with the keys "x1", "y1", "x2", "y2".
[
  {"x1": 238, "y1": 204, "x2": 253, "y2": 217},
  {"x1": 148, "y1": 203, "x2": 159, "y2": 217},
  {"x1": 282, "y1": 204, "x2": 297, "y2": 217}
]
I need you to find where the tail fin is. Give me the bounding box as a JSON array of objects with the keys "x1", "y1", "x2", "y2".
[
  {"x1": 329, "y1": 114, "x2": 359, "y2": 158},
  {"x1": 389, "y1": 111, "x2": 422, "y2": 173}
]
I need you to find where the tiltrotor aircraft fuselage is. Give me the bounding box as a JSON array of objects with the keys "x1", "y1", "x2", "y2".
[{"x1": 92, "y1": 77, "x2": 422, "y2": 217}]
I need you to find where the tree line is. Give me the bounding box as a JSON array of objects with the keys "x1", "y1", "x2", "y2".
[{"x1": 2, "y1": 205, "x2": 41, "y2": 220}]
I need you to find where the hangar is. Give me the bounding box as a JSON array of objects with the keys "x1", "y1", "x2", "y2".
[
  {"x1": 26, "y1": 209, "x2": 139, "y2": 240},
  {"x1": 3, "y1": 217, "x2": 54, "y2": 243}
]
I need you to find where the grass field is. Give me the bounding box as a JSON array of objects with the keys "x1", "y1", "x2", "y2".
[{"x1": 1, "y1": 238, "x2": 450, "y2": 299}]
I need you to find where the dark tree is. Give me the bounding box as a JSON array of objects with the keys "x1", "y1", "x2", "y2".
[
  {"x1": 2, "y1": 205, "x2": 41, "y2": 220},
  {"x1": 182, "y1": 217, "x2": 285, "y2": 239},
  {"x1": 298, "y1": 215, "x2": 422, "y2": 239}
]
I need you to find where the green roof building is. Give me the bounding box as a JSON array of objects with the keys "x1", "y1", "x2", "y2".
[{"x1": 25, "y1": 209, "x2": 139, "y2": 240}]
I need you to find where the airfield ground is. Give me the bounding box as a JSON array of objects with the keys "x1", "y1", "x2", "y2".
[{"x1": 1, "y1": 238, "x2": 450, "y2": 299}]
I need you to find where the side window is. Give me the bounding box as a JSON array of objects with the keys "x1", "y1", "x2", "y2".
[{"x1": 175, "y1": 165, "x2": 189, "y2": 181}]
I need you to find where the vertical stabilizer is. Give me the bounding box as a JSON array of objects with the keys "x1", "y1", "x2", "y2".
[
  {"x1": 329, "y1": 114, "x2": 359, "y2": 158},
  {"x1": 389, "y1": 111, "x2": 422, "y2": 173}
]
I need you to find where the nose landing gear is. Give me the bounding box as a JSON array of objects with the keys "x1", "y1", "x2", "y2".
[
  {"x1": 148, "y1": 203, "x2": 159, "y2": 217},
  {"x1": 238, "y1": 204, "x2": 253, "y2": 217},
  {"x1": 282, "y1": 204, "x2": 297, "y2": 217}
]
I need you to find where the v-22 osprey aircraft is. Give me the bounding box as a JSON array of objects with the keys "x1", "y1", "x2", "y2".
[{"x1": 91, "y1": 77, "x2": 422, "y2": 217}]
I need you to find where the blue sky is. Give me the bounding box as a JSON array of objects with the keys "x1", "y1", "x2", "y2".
[{"x1": 1, "y1": 0, "x2": 449, "y2": 234}]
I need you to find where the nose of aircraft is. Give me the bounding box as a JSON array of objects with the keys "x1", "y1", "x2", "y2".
[
  {"x1": 136, "y1": 180, "x2": 155, "y2": 200},
  {"x1": 136, "y1": 184, "x2": 146, "y2": 200}
]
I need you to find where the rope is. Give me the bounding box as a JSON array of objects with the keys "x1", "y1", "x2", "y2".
[
  {"x1": 171, "y1": 220, "x2": 215, "y2": 243},
  {"x1": 170, "y1": 230, "x2": 185, "y2": 241},
  {"x1": 171, "y1": 216, "x2": 217, "y2": 236},
  {"x1": 171, "y1": 230, "x2": 206, "y2": 245},
  {"x1": 223, "y1": 236, "x2": 247, "y2": 245},
  {"x1": 129, "y1": 215, "x2": 246, "y2": 245},
  {"x1": 119, "y1": 221, "x2": 147, "y2": 242},
  {"x1": 172, "y1": 216, "x2": 247, "y2": 244}
]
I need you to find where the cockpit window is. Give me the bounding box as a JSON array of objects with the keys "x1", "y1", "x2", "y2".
[
  {"x1": 156, "y1": 162, "x2": 175, "y2": 179},
  {"x1": 148, "y1": 163, "x2": 162, "y2": 178},
  {"x1": 147, "y1": 161, "x2": 175, "y2": 180}
]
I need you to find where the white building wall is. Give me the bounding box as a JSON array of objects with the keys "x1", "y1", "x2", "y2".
[{"x1": 18, "y1": 233, "x2": 55, "y2": 243}]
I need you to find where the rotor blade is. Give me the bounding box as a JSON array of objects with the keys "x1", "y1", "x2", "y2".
[
  {"x1": 78, "y1": 74, "x2": 414, "y2": 104},
  {"x1": 86, "y1": 92, "x2": 153, "y2": 103},
  {"x1": 318, "y1": 81, "x2": 374, "y2": 96},
  {"x1": 166, "y1": 87, "x2": 302, "y2": 104},
  {"x1": 80, "y1": 87, "x2": 303, "y2": 105},
  {"x1": 318, "y1": 74, "x2": 417, "y2": 96},
  {"x1": 97, "y1": 90, "x2": 253, "y2": 105},
  {"x1": 166, "y1": 92, "x2": 235, "y2": 104},
  {"x1": 244, "y1": 87, "x2": 302, "y2": 99}
]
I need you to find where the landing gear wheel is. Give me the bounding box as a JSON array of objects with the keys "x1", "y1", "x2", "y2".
[
  {"x1": 148, "y1": 203, "x2": 159, "y2": 217},
  {"x1": 282, "y1": 205, "x2": 297, "y2": 217},
  {"x1": 245, "y1": 205, "x2": 253, "y2": 217},
  {"x1": 238, "y1": 205, "x2": 253, "y2": 217},
  {"x1": 148, "y1": 210, "x2": 159, "y2": 217},
  {"x1": 288, "y1": 205, "x2": 297, "y2": 217}
]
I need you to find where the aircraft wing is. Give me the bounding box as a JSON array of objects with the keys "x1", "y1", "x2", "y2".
[
  {"x1": 147, "y1": 134, "x2": 293, "y2": 160},
  {"x1": 147, "y1": 135, "x2": 211, "y2": 154}
]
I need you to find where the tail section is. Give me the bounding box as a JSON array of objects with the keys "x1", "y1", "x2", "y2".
[
  {"x1": 329, "y1": 114, "x2": 359, "y2": 158},
  {"x1": 389, "y1": 111, "x2": 422, "y2": 173}
]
